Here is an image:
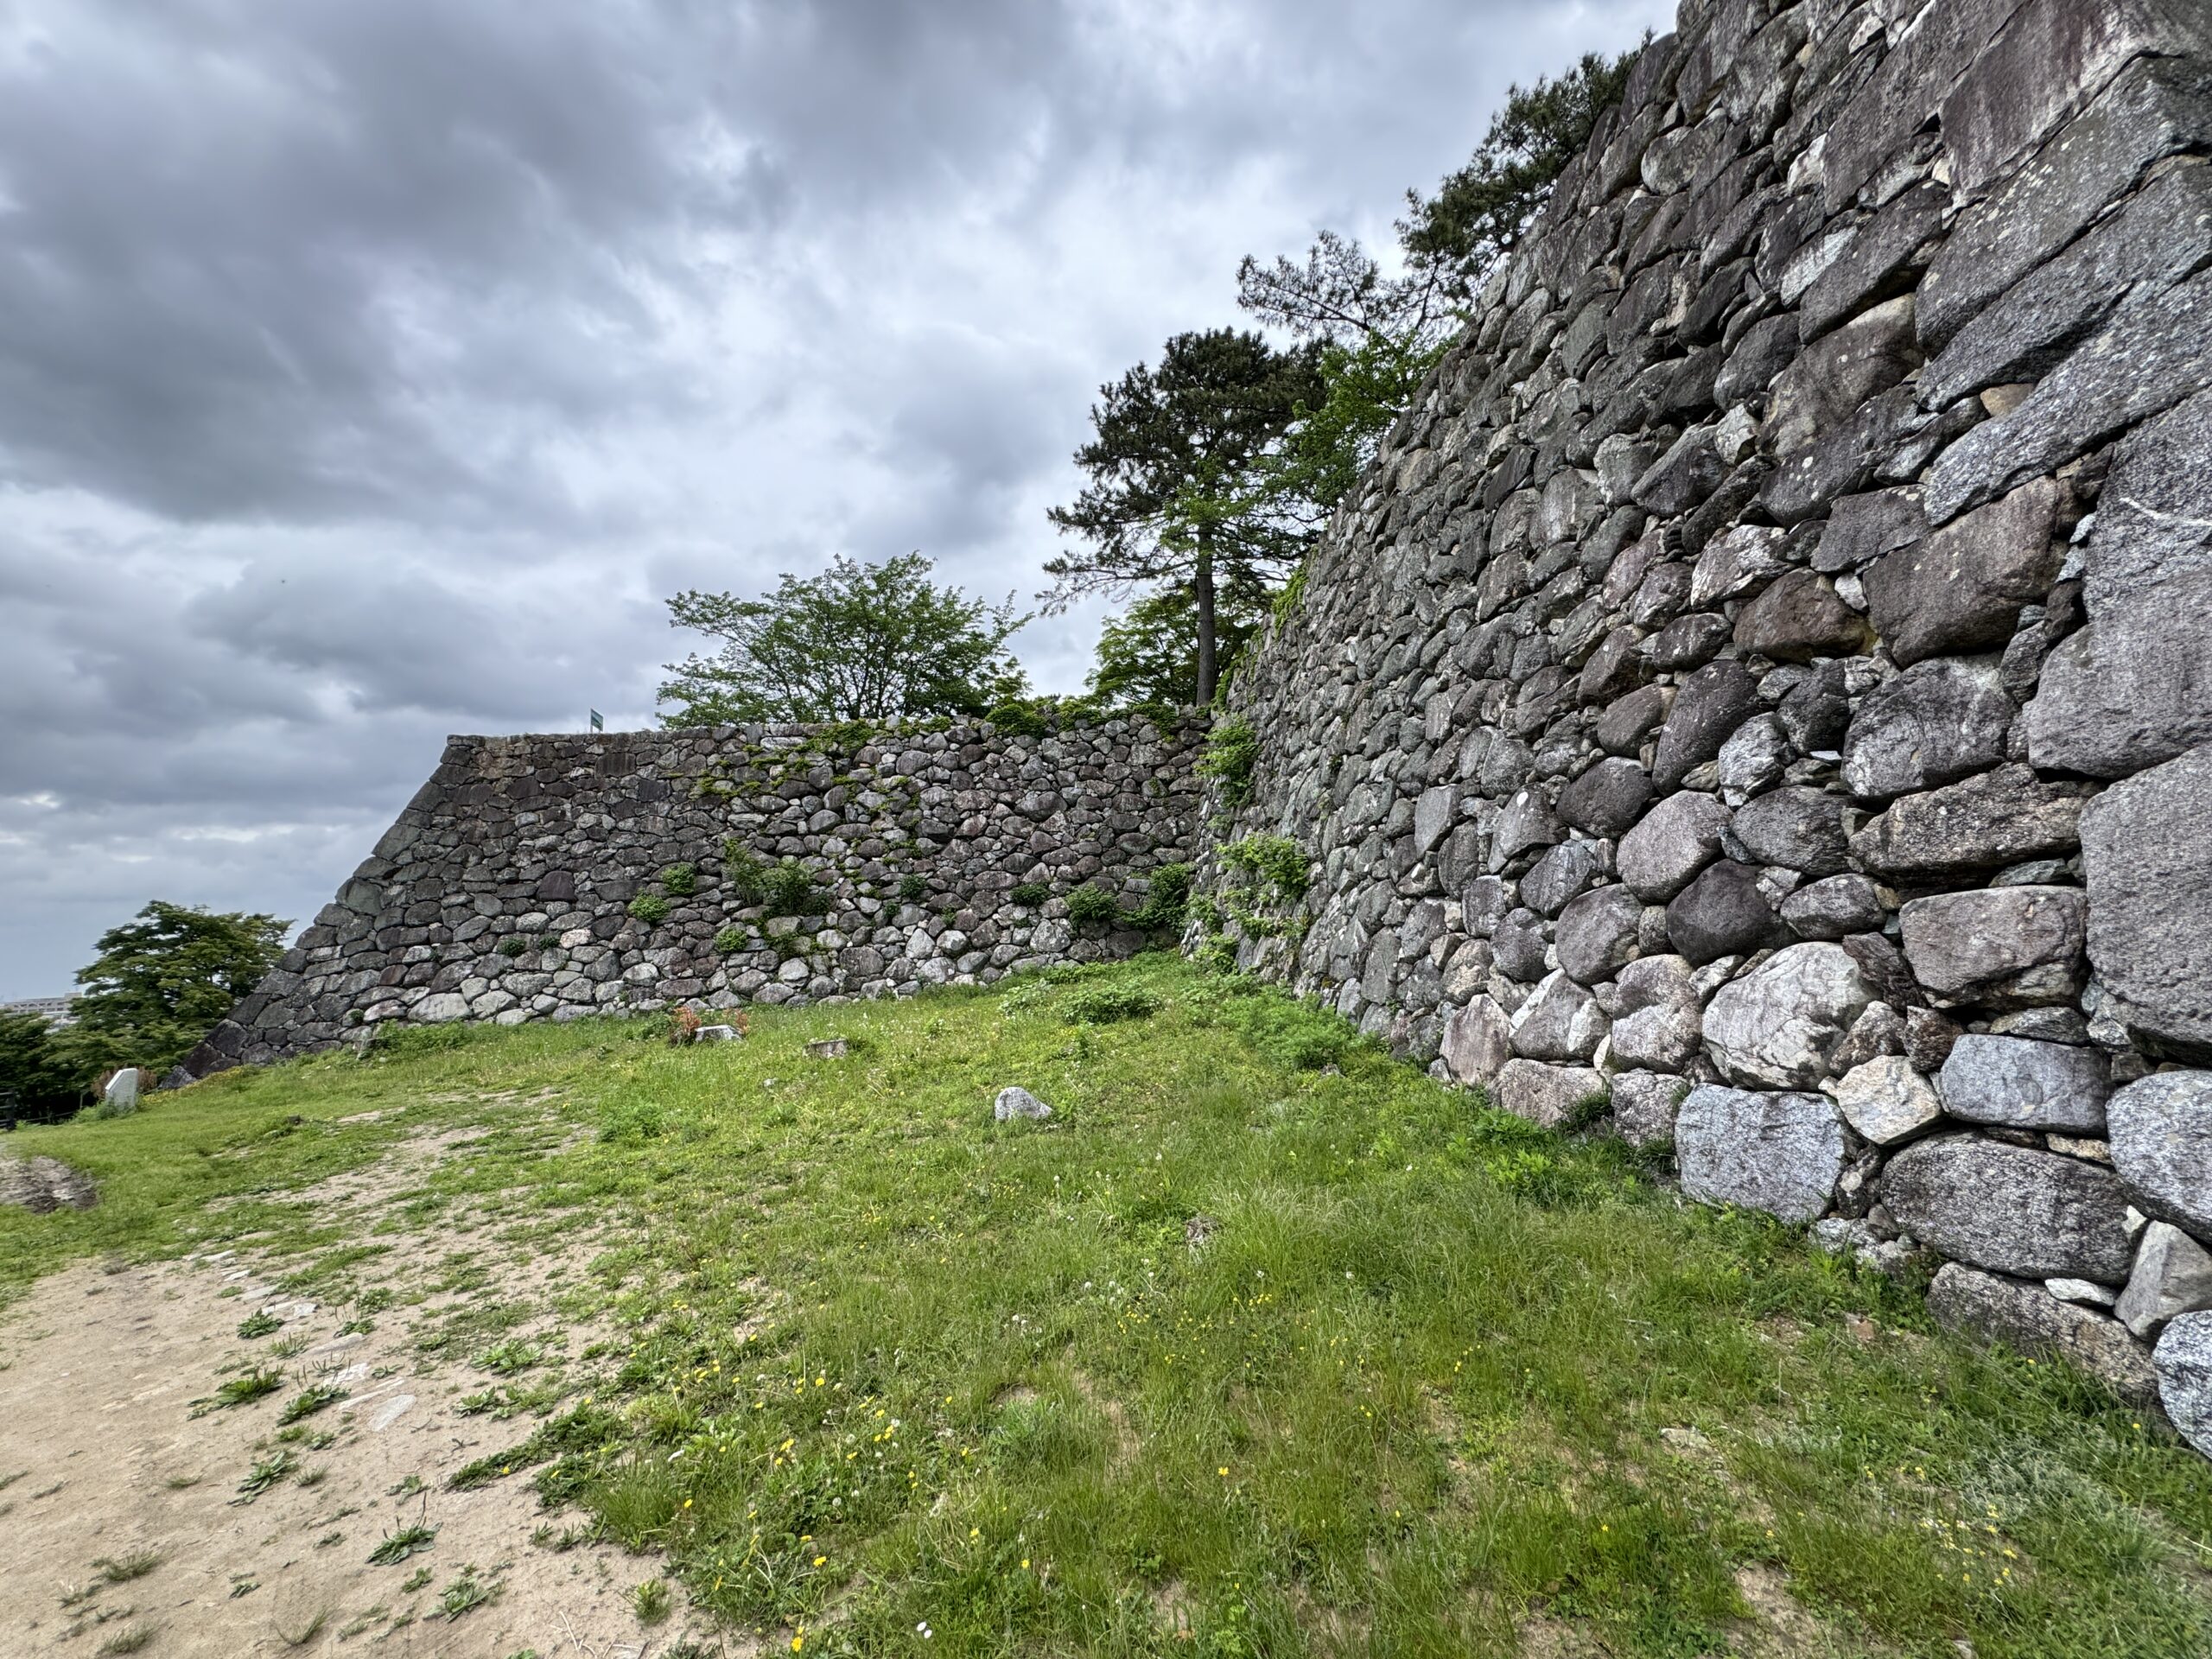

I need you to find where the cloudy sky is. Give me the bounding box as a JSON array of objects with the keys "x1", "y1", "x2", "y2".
[{"x1": 0, "y1": 0, "x2": 1667, "y2": 998}]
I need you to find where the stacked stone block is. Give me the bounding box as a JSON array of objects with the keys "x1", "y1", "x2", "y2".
[
  {"x1": 181, "y1": 717, "x2": 1202, "y2": 1076},
  {"x1": 1198, "y1": 0, "x2": 2212, "y2": 1442}
]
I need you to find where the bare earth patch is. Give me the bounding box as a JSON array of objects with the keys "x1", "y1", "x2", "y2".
[{"x1": 0, "y1": 1124, "x2": 743, "y2": 1657}]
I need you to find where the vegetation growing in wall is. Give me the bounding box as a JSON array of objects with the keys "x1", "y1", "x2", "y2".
[
  {"x1": 1197, "y1": 716, "x2": 1261, "y2": 810},
  {"x1": 1009, "y1": 881, "x2": 1052, "y2": 909},
  {"x1": 1217, "y1": 833, "x2": 1312, "y2": 940},
  {"x1": 659, "y1": 862, "x2": 697, "y2": 898},
  {"x1": 626, "y1": 894, "x2": 670, "y2": 925},
  {"x1": 1065, "y1": 885, "x2": 1122, "y2": 930}
]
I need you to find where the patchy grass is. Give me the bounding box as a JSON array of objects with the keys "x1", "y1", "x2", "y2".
[{"x1": 3, "y1": 957, "x2": 2209, "y2": 1656}]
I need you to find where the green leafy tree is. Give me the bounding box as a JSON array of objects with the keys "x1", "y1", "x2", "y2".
[
  {"x1": 1046, "y1": 329, "x2": 1322, "y2": 705},
  {"x1": 0, "y1": 1010, "x2": 82, "y2": 1121},
  {"x1": 1235, "y1": 45, "x2": 1642, "y2": 518},
  {"x1": 60, "y1": 901, "x2": 290, "y2": 1077},
  {"x1": 659, "y1": 553, "x2": 1028, "y2": 727},
  {"x1": 1086, "y1": 586, "x2": 1265, "y2": 712}
]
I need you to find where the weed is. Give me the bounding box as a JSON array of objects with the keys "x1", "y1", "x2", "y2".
[
  {"x1": 269, "y1": 1333, "x2": 308, "y2": 1359},
  {"x1": 368, "y1": 1521, "x2": 438, "y2": 1567},
  {"x1": 276, "y1": 1610, "x2": 328, "y2": 1647},
  {"x1": 631, "y1": 1577, "x2": 674, "y2": 1624},
  {"x1": 401, "y1": 1566, "x2": 434, "y2": 1593},
  {"x1": 1009, "y1": 880, "x2": 1052, "y2": 908},
  {"x1": 95, "y1": 1629, "x2": 154, "y2": 1656},
  {"x1": 1197, "y1": 715, "x2": 1260, "y2": 807},
  {"x1": 661, "y1": 861, "x2": 698, "y2": 897},
  {"x1": 714, "y1": 924, "x2": 748, "y2": 955},
  {"x1": 1130, "y1": 861, "x2": 1193, "y2": 932},
  {"x1": 232, "y1": 1448, "x2": 297, "y2": 1502},
  {"x1": 94, "y1": 1549, "x2": 163, "y2": 1583},
  {"x1": 760, "y1": 858, "x2": 830, "y2": 918},
  {"x1": 236, "y1": 1309, "x2": 283, "y2": 1339},
  {"x1": 1065, "y1": 884, "x2": 1122, "y2": 929},
  {"x1": 386, "y1": 1473, "x2": 425, "y2": 1498},
  {"x1": 498, "y1": 936, "x2": 531, "y2": 957},
  {"x1": 277, "y1": 1381, "x2": 349, "y2": 1425},
  {"x1": 627, "y1": 894, "x2": 671, "y2": 925},
  {"x1": 200, "y1": 1366, "x2": 283, "y2": 1411},
  {"x1": 898, "y1": 874, "x2": 928, "y2": 901},
  {"x1": 1064, "y1": 984, "x2": 1160, "y2": 1026},
  {"x1": 438, "y1": 1565, "x2": 499, "y2": 1620}
]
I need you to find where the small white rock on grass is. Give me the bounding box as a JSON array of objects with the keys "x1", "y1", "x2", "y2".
[{"x1": 995, "y1": 1086, "x2": 1052, "y2": 1122}]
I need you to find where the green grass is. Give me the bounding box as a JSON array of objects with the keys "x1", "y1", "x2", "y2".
[{"x1": 4, "y1": 957, "x2": 2209, "y2": 1656}]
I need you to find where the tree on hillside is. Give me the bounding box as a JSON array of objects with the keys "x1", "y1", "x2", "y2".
[
  {"x1": 658, "y1": 552, "x2": 1028, "y2": 727},
  {"x1": 0, "y1": 1010, "x2": 82, "y2": 1122},
  {"x1": 60, "y1": 901, "x2": 290, "y2": 1078},
  {"x1": 1233, "y1": 44, "x2": 1644, "y2": 518},
  {"x1": 1046, "y1": 328, "x2": 1322, "y2": 705},
  {"x1": 1086, "y1": 585, "x2": 1267, "y2": 713}
]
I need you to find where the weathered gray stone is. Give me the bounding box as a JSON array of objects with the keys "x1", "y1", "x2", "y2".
[
  {"x1": 1653, "y1": 660, "x2": 1764, "y2": 791},
  {"x1": 2083, "y1": 387, "x2": 2212, "y2": 613},
  {"x1": 1493, "y1": 1058, "x2": 1607, "y2": 1128},
  {"x1": 2109, "y1": 1070, "x2": 2212, "y2": 1235},
  {"x1": 1667, "y1": 859, "x2": 1787, "y2": 966},
  {"x1": 1939, "y1": 1033, "x2": 2112, "y2": 1132},
  {"x1": 2027, "y1": 582, "x2": 2212, "y2": 779},
  {"x1": 1764, "y1": 296, "x2": 1921, "y2": 458},
  {"x1": 1840, "y1": 660, "x2": 2016, "y2": 803},
  {"x1": 1676, "y1": 1085, "x2": 1845, "y2": 1223},
  {"x1": 1556, "y1": 886, "x2": 1644, "y2": 987},
  {"x1": 1611, "y1": 1069, "x2": 1688, "y2": 1147},
  {"x1": 1522, "y1": 840, "x2": 1605, "y2": 918},
  {"x1": 1610, "y1": 953, "x2": 1703, "y2": 1073},
  {"x1": 415, "y1": 992, "x2": 471, "y2": 1023},
  {"x1": 2079, "y1": 747, "x2": 2212, "y2": 1059},
  {"x1": 1831, "y1": 1000, "x2": 1908, "y2": 1073},
  {"x1": 1557, "y1": 758, "x2": 1652, "y2": 838},
  {"x1": 1597, "y1": 684, "x2": 1673, "y2": 756},
  {"x1": 1862, "y1": 480, "x2": 2063, "y2": 668},
  {"x1": 1510, "y1": 970, "x2": 1608, "y2": 1063},
  {"x1": 2118, "y1": 1221, "x2": 2212, "y2": 1340},
  {"x1": 1800, "y1": 181, "x2": 1946, "y2": 342},
  {"x1": 1850, "y1": 765, "x2": 2087, "y2": 880},
  {"x1": 1758, "y1": 384, "x2": 1923, "y2": 525},
  {"x1": 1815, "y1": 487, "x2": 1925, "y2": 575},
  {"x1": 1899, "y1": 886, "x2": 2088, "y2": 1007},
  {"x1": 1704, "y1": 942, "x2": 1873, "y2": 1090},
  {"x1": 2156, "y1": 1312, "x2": 2212, "y2": 1456},
  {"x1": 1929, "y1": 1263, "x2": 2159, "y2": 1404},
  {"x1": 1691, "y1": 524, "x2": 1793, "y2": 609},
  {"x1": 1821, "y1": 0, "x2": 2032, "y2": 211},
  {"x1": 1927, "y1": 269, "x2": 2212, "y2": 523},
  {"x1": 1923, "y1": 162, "x2": 2212, "y2": 408},
  {"x1": 995, "y1": 1085, "x2": 1052, "y2": 1122},
  {"x1": 1714, "y1": 715, "x2": 1793, "y2": 809},
  {"x1": 1492, "y1": 908, "x2": 1550, "y2": 983},
  {"x1": 1618, "y1": 791, "x2": 1733, "y2": 902},
  {"x1": 1731, "y1": 786, "x2": 1849, "y2": 877},
  {"x1": 1780, "y1": 874, "x2": 1886, "y2": 941},
  {"x1": 1414, "y1": 785, "x2": 1457, "y2": 855},
  {"x1": 1732, "y1": 569, "x2": 1871, "y2": 662},
  {"x1": 1492, "y1": 787, "x2": 1564, "y2": 868},
  {"x1": 1634, "y1": 423, "x2": 1728, "y2": 517},
  {"x1": 1921, "y1": 55, "x2": 2212, "y2": 352},
  {"x1": 1440, "y1": 995, "x2": 1513, "y2": 1084},
  {"x1": 1836, "y1": 1056, "x2": 1943, "y2": 1145},
  {"x1": 1884, "y1": 1135, "x2": 2139, "y2": 1282}
]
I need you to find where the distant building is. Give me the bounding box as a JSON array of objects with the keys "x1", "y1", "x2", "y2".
[{"x1": 2, "y1": 996, "x2": 76, "y2": 1029}]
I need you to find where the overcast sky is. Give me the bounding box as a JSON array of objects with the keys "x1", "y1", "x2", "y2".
[{"x1": 0, "y1": 0, "x2": 1668, "y2": 998}]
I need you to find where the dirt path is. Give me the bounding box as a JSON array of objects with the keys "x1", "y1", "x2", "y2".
[{"x1": 0, "y1": 1131, "x2": 736, "y2": 1657}]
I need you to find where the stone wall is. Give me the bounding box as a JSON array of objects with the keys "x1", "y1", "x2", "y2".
[
  {"x1": 1196, "y1": 0, "x2": 2212, "y2": 1440},
  {"x1": 181, "y1": 717, "x2": 1204, "y2": 1075}
]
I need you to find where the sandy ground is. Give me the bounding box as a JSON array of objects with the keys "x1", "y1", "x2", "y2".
[{"x1": 0, "y1": 1125, "x2": 741, "y2": 1658}]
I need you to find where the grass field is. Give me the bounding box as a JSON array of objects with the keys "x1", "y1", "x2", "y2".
[{"x1": 3, "y1": 956, "x2": 2208, "y2": 1657}]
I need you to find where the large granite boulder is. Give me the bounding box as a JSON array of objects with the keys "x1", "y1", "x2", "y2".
[
  {"x1": 1732, "y1": 569, "x2": 1871, "y2": 661},
  {"x1": 2025, "y1": 578, "x2": 2212, "y2": 778},
  {"x1": 1779, "y1": 874, "x2": 1887, "y2": 940},
  {"x1": 1675, "y1": 1085, "x2": 1845, "y2": 1223},
  {"x1": 1937, "y1": 1034, "x2": 2111, "y2": 1132},
  {"x1": 1703, "y1": 943, "x2": 1872, "y2": 1089},
  {"x1": 1881, "y1": 1135, "x2": 2137, "y2": 1282},
  {"x1": 1861, "y1": 480, "x2": 2063, "y2": 667},
  {"x1": 1731, "y1": 786, "x2": 1850, "y2": 877},
  {"x1": 1555, "y1": 885, "x2": 1644, "y2": 986},
  {"x1": 1834, "y1": 1056, "x2": 1943, "y2": 1145},
  {"x1": 1840, "y1": 660, "x2": 2016, "y2": 802},
  {"x1": 2083, "y1": 387, "x2": 2212, "y2": 612},
  {"x1": 1493, "y1": 1058, "x2": 1606, "y2": 1128},
  {"x1": 1666, "y1": 859, "x2": 1788, "y2": 965},
  {"x1": 1848, "y1": 764, "x2": 2086, "y2": 880},
  {"x1": 1440, "y1": 995, "x2": 1512, "y2": 1084},
  {"x1": 1897, "y1": 886, "x2": 2088, "y2": 1007},
  {"x1": 2107, "y1": 1070, "x2": 2212, "y2": 1235},
  {"x1": 2117, "y1": 1223, "x2": 2212, "y2": 1341},
  {"x1": 1618, "y1": 791, "x2": 1732, "y2": 902},
  {"x1": 2079, "y1": 745, "x2": 2212, "y2": 1059},
  {"x1": 1557, "y1": 758, "x2": 1654, "y2": 838},
  {"x1": 1929, "y1": 1263, "x2": 2159, "y2": 1405},
  {"x1": 1652, "y1": 660, "x2": 1764, "y2": 791},
  {"x1": 1611, "y1": 1070, "x2": 1688, "y2": 1147},
  {"x1": 1609, "y1": 953, "x2": 1703, "y2": 1074},
  {"x1": 1510, "y1": 971, "x2": 1608, "y2": 1064},
  {"x1": 2155, "y1": 1313, "x2": 2212, "y2": 1459}
]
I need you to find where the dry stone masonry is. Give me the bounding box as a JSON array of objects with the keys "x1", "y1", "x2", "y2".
[
  {"x1": 181, "y1": 718, "x2": 1203, "y2": 1074},
  {"x1": 1196, "y1": 0, "x2": 2212, "y2": 1444}
]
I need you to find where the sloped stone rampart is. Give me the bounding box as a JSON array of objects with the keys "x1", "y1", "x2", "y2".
[
  {"x1": 1195, "y1": 0, "x2": 2212, "y2": 1433},
  {"x1": 180, "y1": 719, "x2": 1204, "y2": 1076}
]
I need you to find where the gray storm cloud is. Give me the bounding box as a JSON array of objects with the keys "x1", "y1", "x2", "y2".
[{"x1": 0, "y1": 0, "x2": 1668, "y2": 995}]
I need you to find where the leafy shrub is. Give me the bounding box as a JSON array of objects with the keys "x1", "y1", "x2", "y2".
[
  {"x1": 627, "y1": 894, "x2": 671, "y2": 925},
  {"x1": 760, "y1": 859, "x2": 830, "y2": 918},
  {"x1": 599, "y1": 1096, "x2": 669, "y2": 1144},
  {"x1": 986, "y1": 697, "x2": 1055, "y2": 738},
  {"x1": 713, "y1": 925, "x2": 748, "y2": 956},
  {"x1": 1065, "y1": 885, "x2": 1122, "y2": 929},
  {"x1": 1198, "y1": 716, "x2": 1261, "y2": 808},
  {"x1": 1009, "y1": 880, "x2": 1051, "y2": 908},
  {"x1": 897, "y1": 874, "x2": 928, "y2": 901},
  {"x1": 1220, "y1": 834, "x2": 1309, "y2": 897},
  {"x1": 497, "y1": 937, "x2": 530, "y2": 958},
  {"x1": 659, "y1": 862, "x2": 697, "y2": 897},
  {"x1": 1130, "y1": 862, "x2": 1192, "y2": 931},
  {"x1": 722, "y1": 842, "x2": 767, "y2": 906},
  {"x1": 1063, "y1": 984, "x2": 1160, "y2": 1026}
]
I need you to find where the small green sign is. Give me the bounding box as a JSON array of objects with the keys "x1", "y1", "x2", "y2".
[{"x1": 589, "y1": 709, "x2": 604, "y2": 733}]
